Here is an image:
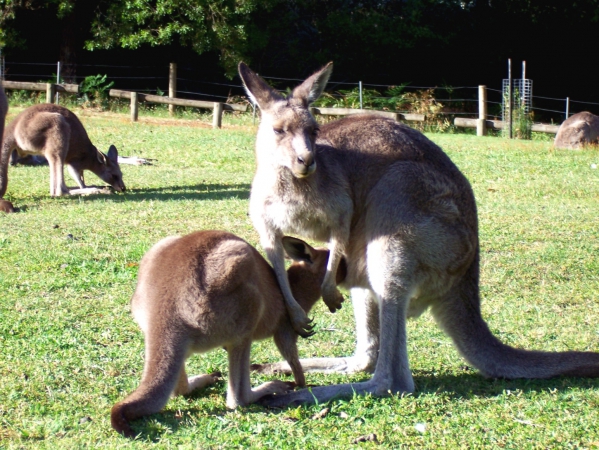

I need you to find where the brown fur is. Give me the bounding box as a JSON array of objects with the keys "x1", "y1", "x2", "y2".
[
  {"x1": 0, "y1": 103, "x2": 125, "y2": 197},
  {"x1": 0, "y1": 85, "x2": 7, "y2": 159},
  {"x1": 111, "y1": 230, "x2": 346, "y2": 438},
  {"x1": 238, "y1": 62, "x2": 599, "y2": 407},
  {"x1": 554, "y1": 111, "x2": 599, "y2": 149},
  {"x1": 0, "y1": 86, "x2": 10, "y2": 213},
  {"x1": 0, "y1": 199, "x2": 14, "y2": 213}
]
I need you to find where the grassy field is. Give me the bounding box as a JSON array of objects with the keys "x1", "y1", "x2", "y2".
[{"x1": 1, "y1": 106, "x2": 598, "y2": 449}]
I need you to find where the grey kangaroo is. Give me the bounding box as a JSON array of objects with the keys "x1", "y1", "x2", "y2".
[
  {"x1": 111, "y1": 230, "x2": 346, "y2": 437},
  {"x1": 238, "y1": 61, "x2": 599, "y2": 407},
  {"x1": 0, "y1": 103, "x2": 125, "y2": 197}
]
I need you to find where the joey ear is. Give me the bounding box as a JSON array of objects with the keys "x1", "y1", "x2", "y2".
[
  {"x1": 107, "y1": 145, "x2": 118, "y2": 162},
  {"x1": 291, "y1": 62, "x2": 333, "y2": 106},
  {"x1": 282, "y1": 236, "x2": 315, "y2": 264},
  {"x1": 238, "y1": 62, "x2": 284, "y2": 110}
]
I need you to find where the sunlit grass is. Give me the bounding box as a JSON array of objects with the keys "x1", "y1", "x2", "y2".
[{"x1": 1, "y1": 108, "x2": 598, "y2": 448}]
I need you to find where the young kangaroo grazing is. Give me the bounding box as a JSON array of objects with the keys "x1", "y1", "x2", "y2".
[
  {"x1": 238, "y1": 61, "x2": 599, "y2": 407},
  {"x1": 111, "y1": 230, "x2": 346, "y2": 438},
  {"x1": 0, "y1": 103, "x2": 126, "y2": 198}
]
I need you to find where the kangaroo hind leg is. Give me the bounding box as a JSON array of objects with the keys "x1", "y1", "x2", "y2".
[
  {"x1": 259, "y1": 237, "x2": 417, "y2": 407},
  {"x1": 111, "y1": 331, "x2": 189, "y2": 437},
  {"x1": 43, "y1": 117, "x2": 71, "y2": 197},
  {"x1": 226, "y1": 339, "x2": 293, "y2": 409}
]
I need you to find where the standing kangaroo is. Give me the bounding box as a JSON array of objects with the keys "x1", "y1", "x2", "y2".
[
  {"x1": 111, "y1": 230, "x2": 346, "y2": 438},
  {"x1": 238, "y1": 62, "x2": 599, "y2": 407},
  {"x1": 0, "y1": 103, "x2": 125, "y2": 197}
]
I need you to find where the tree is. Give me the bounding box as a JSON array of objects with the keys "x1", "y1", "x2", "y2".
[
  {"x1": 86, "y1": 0, "x2": 277, "y2": 77},
  {"x1": 0, "y1": 0, "x2": 276, "y2": 78}
]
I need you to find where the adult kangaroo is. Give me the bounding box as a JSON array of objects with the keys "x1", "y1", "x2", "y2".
[
  {"x1": 239, "y1": 62, "x2": 599, "y2": 406},
  {"x1": 111, "y1": 230, "x2": 346, "y2": 437},
  {"x1": 0, "y1": 103, "x2": 125, "y2": 197}
]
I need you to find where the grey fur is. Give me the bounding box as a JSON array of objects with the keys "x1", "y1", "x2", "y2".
[
  {"x1": 554, "y1": 111, "x2": 599, "y2": 149},
  {"x1": 239, "y1": 62, "x2": 599, "y2": 407}
]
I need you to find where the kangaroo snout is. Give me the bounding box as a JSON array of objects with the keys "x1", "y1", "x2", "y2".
[
  {"x1": 113, "y1": 181, "x2": 126, "y2": 192},
  {"x1": 294, "y1": 152, "x2": 316, "y2": 177}
]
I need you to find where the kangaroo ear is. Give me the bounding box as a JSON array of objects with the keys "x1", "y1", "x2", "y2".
[
  {"x1": 292, "y1": 62, "x2": 333, "y2": 106},
  {"x1": 96, "y1": 148, "x2": 107, "y2": 165},
  {"x1": 238, "y1": 62, "x2": 284, "y2": 110},
  {"x1": 282, "y1": 236, "x2": 315, "y2": 264},
  {"x1": 107, "y1": 145, "x2": 118, "y2": 162}
]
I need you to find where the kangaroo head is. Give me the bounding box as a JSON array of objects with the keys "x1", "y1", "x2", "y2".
[
  {"x1": 282, "y1": 236, "x2": 347, "y2": 311},
  {"x1": 96, "y1": 145, "x2": 126, "y2": 192},
  {"x1": 239, "y1": 62, "x2": 333, "y2": 178}
]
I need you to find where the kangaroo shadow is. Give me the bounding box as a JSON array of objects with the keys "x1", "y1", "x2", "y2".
[
  {"x1": 120, "y1": 381, "x2": 245, "y2": 442},
  {"x1": 117, "y1": 184, "x2": 251, "y2": 202},
  {"x1": 55, "y1": 183, "x2": 251, "y2": 203},
  {"x1": 116, "y1": 368, "x2": 599, "y2": 440}
]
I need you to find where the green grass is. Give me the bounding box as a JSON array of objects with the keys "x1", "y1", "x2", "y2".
[{"x1": 1, "y1": 107, "x2": 598, "y2": 448}]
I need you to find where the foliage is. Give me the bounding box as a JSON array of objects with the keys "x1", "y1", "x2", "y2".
[
  {"x1": 84, "y1": 0, "x2": 276, "y2": 77},
  {"x1": 1, "y1": 107, "x2": 598, "y2": 447},
  {"x1": 79, "y1": 74, "x2": 114, "y2": 108},
  {"x1": 0, "y1": 0, "x2": 276, "y2": 77},
  {"x1": 313, "y1": 85, "x2": 450, "y2": 132},
  {"x1": 503, "y1": 88, "x2": 533, "y2": 140}
]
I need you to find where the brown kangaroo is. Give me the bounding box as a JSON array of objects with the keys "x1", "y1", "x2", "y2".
[
  {"x1": 238, "y1": 62, "x2": 599, "y2": 407},
  {"x1": 0, "y1": 85, "x2": 7, "y2": 145},
  {"x1": 0, "y1": 85, "x2": 13, "y2": 213},
  {"x1": 0, "y1": 103, "x2": 125, "y2": 197},
  {"x1": 111, "y1": 230, "x2": 346, "y2": 438}
]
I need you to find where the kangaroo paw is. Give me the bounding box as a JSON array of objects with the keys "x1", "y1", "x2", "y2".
[
  {"x1": 288, "y1": 306, "x2": 315, "y2": 338},
  {"x1": 322, "y1": 286, "x2": 345, "y2": 313}
]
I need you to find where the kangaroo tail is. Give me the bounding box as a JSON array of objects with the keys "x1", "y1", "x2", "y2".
[
  {"x1": 111, "y1": 333, "x2": 188, "y2": 438},
  {"x1": 431, "y1": 260, "x2": 599, "y2": 379}
]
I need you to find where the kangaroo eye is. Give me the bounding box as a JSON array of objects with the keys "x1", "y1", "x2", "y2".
[
  {"x1": 312, "y1": 127, "x2": 320, "y2": 136},
  {"x1": 273, "y1": 128, "x2": 285, "y2": 135}
]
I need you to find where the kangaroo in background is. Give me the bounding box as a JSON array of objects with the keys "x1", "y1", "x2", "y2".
[
  {"x1": 111, "y1": 230, "x2": 346, "y2": 438},
  {"x1": 554, "y1": 111, "x2": 599, "y2": 149},
  {"x1": 238, "y1": 62, "x2": 599, "y2": 407},
  {"x1": 0, "y1": 103, "x2": 126, "y2": 197}
]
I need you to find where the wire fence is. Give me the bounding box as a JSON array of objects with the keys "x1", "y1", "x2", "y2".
[{"x1": 3, "y1": 60, "x2": 599, "y2": 124}]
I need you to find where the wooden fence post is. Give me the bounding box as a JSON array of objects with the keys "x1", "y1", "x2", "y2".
[
  {"x1": 131, "y1": 92, "x2": 139, "y2": 122},
  {"x1": 46, "y1": 83, "x2": 56, "y2": 103},
  {"x1": 169, "y1": 62, "x2": 177, "y2": 116},
  {"x1": 213, "y1": 102, "x2": 223, "y2": 129},
  {"x1": 477, "y1": 85, "x2": 487, "y2": 136}
]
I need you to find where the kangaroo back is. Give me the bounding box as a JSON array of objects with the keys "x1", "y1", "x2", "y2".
[{"x1": 554, "y1": 111, "x2": 599, "y2": 149}]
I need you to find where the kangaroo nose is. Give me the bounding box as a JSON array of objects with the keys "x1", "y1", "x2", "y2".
[{"x1": 297, "y1": 153, "x2": 314, "y2": 168}]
